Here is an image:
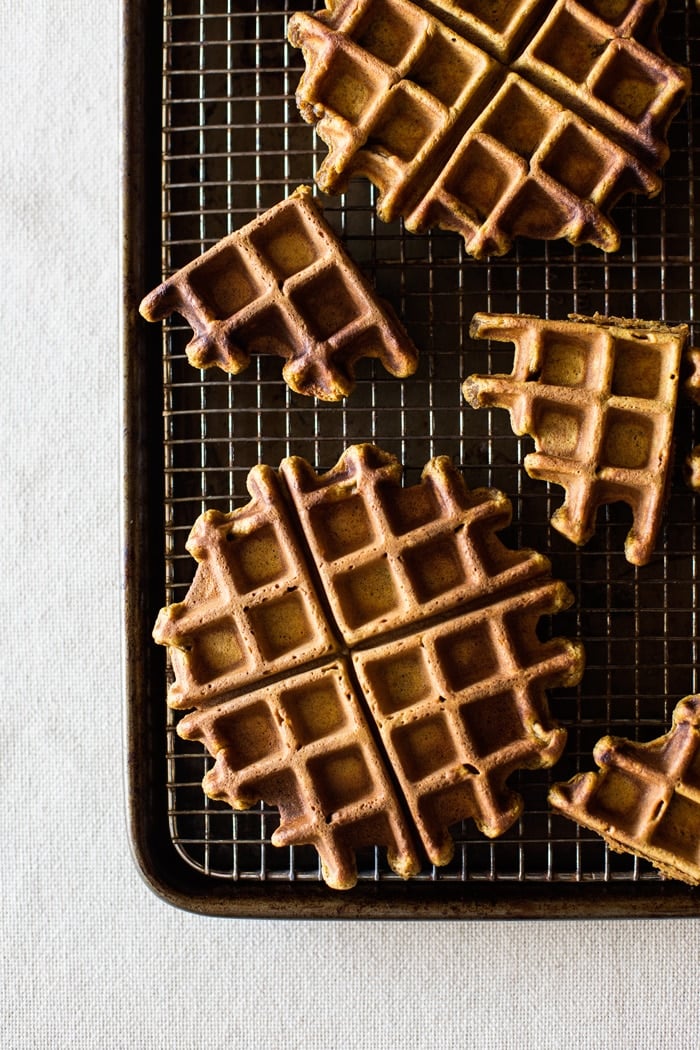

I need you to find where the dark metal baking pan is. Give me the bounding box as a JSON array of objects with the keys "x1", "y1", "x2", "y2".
[{"x1": 123, "y1": 0, "x2": 700, "y2": 916}]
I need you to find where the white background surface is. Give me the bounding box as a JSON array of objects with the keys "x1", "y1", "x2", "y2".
[{"x1": 3, "y1": 2, "x2": 700, "y2": 1047}]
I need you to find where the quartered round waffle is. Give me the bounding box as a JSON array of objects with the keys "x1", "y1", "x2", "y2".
[{"x1": 154, "y1": 444, "x2": 584, "y2": 889}]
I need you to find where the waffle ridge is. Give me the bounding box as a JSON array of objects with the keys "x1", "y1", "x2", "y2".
[
  {"x1": 178, "y1": 661, "x2": 421, "y2": 890},
  {"x1": 157, "y1": 445, "x2": 584, "y2": 887},
  {"x1": 153, "y1": 463, "x2": 339, "y2": 710},
  {"x1": 463, "y1": 312, "x2": 688, "y2": 565},
  {"x1": 683, "y1": 347, "x2": 700, "y2": 490},
  {"x1": 279, "y1": 442, "x2": 555, "y2": 645},
  {"x1": 139, "y1": 186, "x2": 418, "y2": 399},
  {"x1": 550, "y1": 696, "x2": 700, "y2": 884},
  {"x1": 288, "y1": 0, "x2": 689, "y2": 256}
]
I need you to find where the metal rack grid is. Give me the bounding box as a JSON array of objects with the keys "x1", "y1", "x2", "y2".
[{"x1": 156, "y1": 0, "x2": 700, "y2": 890}]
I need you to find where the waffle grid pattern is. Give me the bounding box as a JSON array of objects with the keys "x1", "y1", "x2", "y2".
[
  {"x1": 463, "y1": 313, "x2": 687, "y2": 566},
  {"x1": 550, "y1": 695, "x2": 700, "y2": 883},
  {"x1": 140, "y1": 186, "x2": 418, "y2": 399},
  {"x1": 354, "y1": 581, "x2": 578, "y2": 862},
  {"x1": 177, "y1": 661, "x2": 421, "y2": 890},
  {"x1": 279, "y1": 443, "x2": 549, "y2": 643},
  {"x1": 288, "y1": 0, "x2": 689, "y2": 256},
  {"x1": 155, "y1": 464, "x2": 338, "y2": 707}
]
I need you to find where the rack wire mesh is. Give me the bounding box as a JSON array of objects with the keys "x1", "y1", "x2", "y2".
[{"x1": 156, "y1": 0, "x2": 700, "y2": 889}]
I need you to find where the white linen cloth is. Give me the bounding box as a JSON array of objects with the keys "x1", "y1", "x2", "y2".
[{"x1": 1, "y1": 3, "x2": 699, "y2": 1047}]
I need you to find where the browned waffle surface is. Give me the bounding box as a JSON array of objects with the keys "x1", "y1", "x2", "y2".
[
  {"x1": 288, "y1": 0, "x2": 689, "y2": 256},
  {"x1": 178, "y1": 661, "x2": 421, "y2": 890},
  {"x1": 550, "y1": 696, "x2": 700, "y2": 884},
  {"x1": 463, "y1": 312, "x2": 688, "y2": 565},
  {"x1": 155, "y1": 445, "x2": 584, "y2": 887},
  {"x1": 153, "y1": 463, "x2": 339, "y2": 710},
  {"x1": 139, "y1": 186, "x2": 418, "y2": 400},
  {"x1": 684, "y1": 347, "x2": 700, "y2": 489},
  {"x1": 353, "y1": 582, "x2": 580, "y2": 864},
  {"x1": 278, "y1": 443, "x2": 553, "y2": 645}
]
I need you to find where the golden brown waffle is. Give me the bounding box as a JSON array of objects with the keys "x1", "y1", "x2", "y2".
[
  {"x1": 153, "y1": 463, "x2": 339, "y2": 710},
  {"x1": 288, "y1": 0, "x2": 689, "y2": 257},
  {"x1": 278, "y1": 443, "x2": 556, "y2": 646},
  {"x1": 178, "y1": 661, "x2": 421, "y2": 891},
  {"x1": 156, "y1": 444, "x2": 584, "y2": 887},
  {"x1": 463, "y1": 312, "x2": 688, "y2": 566},
  {"x1": 139, "y1": 186, "x2": 418, "y2": 400},
  {"x1": 550, "y1": 696, "x2": 700, "y2": 885},
  {"x1": 352, "y1": 581, "x2": 580, "y2": 861}
]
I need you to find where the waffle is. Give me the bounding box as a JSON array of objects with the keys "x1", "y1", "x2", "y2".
[
  {"x1": 153, "y1": 463, "x2": 339, "y2": 710},
  {"x1": 463, "y1": 312, "x2": 688, "y2": 565},
  {"x1": 178, "y1": 661, "x2": 421, "y2": 891},
  {"x1": 279, "y1": 443, "x2": 560, "y2": 646},
  {"x1": 550, "y1": 696, "x2": 700, "y2": 885},
  {"x1": 288, "y1": 0, "x2": 689, "y2": 257},
  {"x1": 139, "y1": 185, "x2": 418, "y2": 400},
  {"x1": 157, "y1": 444, "x2": 584, "y2": 887}
]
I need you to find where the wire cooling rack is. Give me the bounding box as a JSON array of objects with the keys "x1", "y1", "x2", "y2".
[{"x1": 124, "y1": 0, "x2": 700, "y2": 916}]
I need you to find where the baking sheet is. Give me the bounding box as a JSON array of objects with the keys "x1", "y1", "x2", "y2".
[{"x1": 123, "y1": 0, "x2": 700, "y2": 916}]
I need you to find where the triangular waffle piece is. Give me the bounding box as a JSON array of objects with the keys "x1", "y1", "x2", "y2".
[
  {"x1": 178, "y1": 661, "x2": 421, "y2": 891},
  {"x1": 288, "y1": 0, "x2": 689, "y2": 257},
  {"x1": 139, "y1": 186, "x2": 418, "y2": 400},
  {"x1": 352, "y1": 579, "x2": 580, "y2": 862},
  {"x1": 278, "y1": 443, "x2": 555, "y2": 646},
  {"x1": 153, "y1": 463, "x2": 339, "y2": 710},
  {"x1": 550, "y1": 696, "x2": 700, "y2": 885},
  {"x1": 463, "y1": 312, "x2": 688, "y2": 565},
  {"x1": 156, "y1": 445, "x2": 584, "y2": 886}
]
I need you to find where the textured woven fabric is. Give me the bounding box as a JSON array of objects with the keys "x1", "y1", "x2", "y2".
[{"x1": 1, "y1": 3, "x2": 699, "y2": 1048}]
